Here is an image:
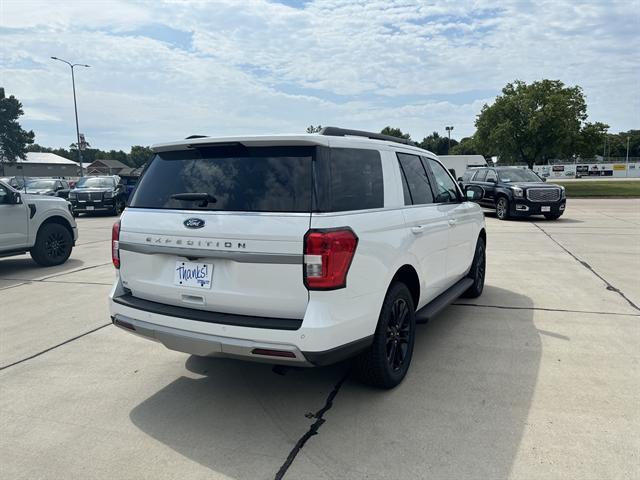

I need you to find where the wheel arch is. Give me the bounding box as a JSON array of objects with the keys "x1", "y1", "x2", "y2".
[
  {"x1": 389, "y1": 264, "x2": 420, "y2": 310},
  {"x1": 38, "y1": 215, "x2": 75, "y2": 243}
]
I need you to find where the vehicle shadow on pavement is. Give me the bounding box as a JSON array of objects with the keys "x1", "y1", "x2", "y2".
[
  {"x1": 129, "y1": 287, "x2": 540, "y2": 480},
  {"x1": 0, "y1": 257, "x2": 85, "y2": 280},
  {"x1": 302, "y1": 286, "x2": 541, "y2": 479},
  {"x1": 129, "y1": 355, "x2": 350, "y2": 479}
]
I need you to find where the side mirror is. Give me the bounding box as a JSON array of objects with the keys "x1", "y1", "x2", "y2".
[
  {"x1": 11, "y1": 192, "x2": 22, "y2": 204},
  {"x1": 464, "y1": 185, "x2": 484, "y2": 201},
  {"x1": 542, "y1": 177, "x2": 547, "y2": 182},
  {"x1": 488, "y1": 177, "x2": 497, "y2": 184}
]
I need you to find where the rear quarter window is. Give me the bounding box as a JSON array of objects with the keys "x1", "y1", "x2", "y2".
[{"x1": 314, "y1": 147, "x2": 383, "y2": 212}]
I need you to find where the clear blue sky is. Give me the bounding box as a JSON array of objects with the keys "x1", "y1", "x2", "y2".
[{"x1": 1, "y1": 0, "x2": 638, "y2": 150}]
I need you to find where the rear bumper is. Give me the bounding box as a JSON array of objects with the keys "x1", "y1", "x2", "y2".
[{"x1": 109, "y1": 283, "x2": 379, "y2": 366}]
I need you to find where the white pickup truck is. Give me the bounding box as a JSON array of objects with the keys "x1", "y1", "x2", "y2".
[{"x1": 0, "y1": 180, "x2": 78, "y2": 266}]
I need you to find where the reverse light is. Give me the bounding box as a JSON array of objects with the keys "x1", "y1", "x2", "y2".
[
  {"x1": 303, "y1": 228, "x2": 358, "y2": 290},
  {"x1": 112, "y1": 220, "x2": 121, "y2": 269}
]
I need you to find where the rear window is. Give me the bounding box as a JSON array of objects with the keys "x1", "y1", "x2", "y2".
[{"x1": 130, "y1": 145, "x2": 313, "y2": 212}]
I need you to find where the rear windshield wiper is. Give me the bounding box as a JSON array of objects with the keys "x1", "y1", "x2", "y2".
[{"x1": 170, "y1": 192, "x2": 217, "y2": 207}]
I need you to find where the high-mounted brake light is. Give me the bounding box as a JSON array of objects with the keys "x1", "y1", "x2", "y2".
[
  {"x1": 303, "y1": 228, "x2": 358, "y2": 290},
  {"x1": 112, "y1": 220, "x2": 121, "y2": 269}
]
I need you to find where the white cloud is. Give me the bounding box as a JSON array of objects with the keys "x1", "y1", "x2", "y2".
[{"x1": 0, "y1": 0, "x2": 637, "y2": 150}]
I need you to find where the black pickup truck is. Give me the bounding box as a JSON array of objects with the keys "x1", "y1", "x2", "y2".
[{"x1": 460, "y1": 166, "x2": 566, "y2": 220}]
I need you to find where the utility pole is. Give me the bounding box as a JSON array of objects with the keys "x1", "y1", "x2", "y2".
[
  {"x1": 445, "y1": 126, "x2": 454, "y2": 153},
  {"x1": 51, "y1": 57, "x2": 90, "y2": 176}
]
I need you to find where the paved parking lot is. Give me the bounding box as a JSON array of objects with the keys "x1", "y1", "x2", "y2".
[{"x1": 1, "y1": 199, "x2": 639, "y2": 480}]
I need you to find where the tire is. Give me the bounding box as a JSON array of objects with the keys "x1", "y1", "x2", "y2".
[
  {"x1": 461, "y1": 237, "x2": 486, "y2": 298},
  {"x1": 30, "y1": 223, "x2": 73, "y2": 267},
  {"x1": 496, "y1": 196, "x2": 510, "y2": 220},
  {"x1": 544, "y1": 213, "x2": 561, "y2": 220},
  {"x1": 353, "y1": 282, "x2": 416, "y2": 389},
  {"x1": 112, "y1": 199, "x2": 125, "y2": 216}
]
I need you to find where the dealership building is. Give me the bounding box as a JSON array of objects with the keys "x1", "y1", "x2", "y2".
[{"x1": 0, "y1": 152, "x2": 82, "y2": 178}]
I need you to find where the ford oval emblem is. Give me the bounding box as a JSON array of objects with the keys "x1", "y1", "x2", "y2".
[{"x1": 184, "y1": 218, "x2": 205, "y2": 229}]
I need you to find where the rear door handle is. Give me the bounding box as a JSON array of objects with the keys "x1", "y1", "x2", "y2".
[
  {"x1": 448, "y1": 219, "x2": 458, "y2": 227},
  {"x1": 411, "y1": 225, "x2": 426, "y2": 235}
]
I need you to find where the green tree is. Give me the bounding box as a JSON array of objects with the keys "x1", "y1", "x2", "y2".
[
  {"x1": 605, "y1": 130, "x2": 640, "y2": 158},
  {"x1": 576, "y1": 122, "x2": 609, "y2": 159},
  {"x1": 0, "y1": 88, "x2": 35, "y2": 173},
  {"x1": 306, "y1": 125, "x2": 323, "y2": 133},
  {"x1": 128, "y1": 145, "x2": 153, "y2": 168},
  {"x1": 381, "y1": 126, "x2": 411, "y2": 140},
  {"x1": 449, "y1": 136, "x2": 479, "y2": 155},
  {"x1": 418, "y1": 131, "x2": 458, "y2": 155},
  {"x1": 475, "y1": 80, "x2": 587, "y2": 168}
]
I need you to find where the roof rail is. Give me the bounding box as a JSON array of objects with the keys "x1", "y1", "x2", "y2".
[
  {"x1": 318, "y1": 126, "x2": 416, "y2": 146},
  {"x1": 185, "y1": 135, "x2": 208, "y2": 139}
]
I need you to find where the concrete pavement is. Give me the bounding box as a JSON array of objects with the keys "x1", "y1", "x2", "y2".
[{"x1": 1, "y1": 201, "x2": 638, "y2": 479}]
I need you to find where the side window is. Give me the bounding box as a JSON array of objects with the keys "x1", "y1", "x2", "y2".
[
  {"x1": 473, "y1": 169, "x2": 487, "y2": 182},
  {"x1": 486, "y1": 170, "x2": 497, "y2": 182},
  {"x1": 426, "y1": 158, "x2": 460, "y2": 203},
  {"x1": 328, "y1": 148, "x2": 383, "y2": 211},
  {"x1": 461, "y1": 170, "x2": 474, "y2": 182},
  {"x1": 397, "y1": 153, "x2": 434, "y2": 205}
]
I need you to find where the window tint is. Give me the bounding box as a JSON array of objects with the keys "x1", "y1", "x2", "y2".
[
  {"x1": 397, "y1": 153, "x2": 434, "y2": 205},
  {"x1": 473, "y1": 169, "x2": 487, "y2": 182},
  {"x1": 130, "y1": 146, "x2": 313, "y2": 212},
  {"x1": 427, "y1": 158, "x2": 460, "y2": 203},
  {"x1": 486, "y1": 170, "x2": 497, "y2": 182},
  {"x1": 0, "y1": 184, "x2": 9, "y2": 204},
  {"x1": 325, "y1": 148, "x2": 383, "y2": 211}
]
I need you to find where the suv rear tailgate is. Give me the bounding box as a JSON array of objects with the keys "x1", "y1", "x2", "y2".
[{"x1": 118, "y1": 144, "x2": 314, "y2": 320}]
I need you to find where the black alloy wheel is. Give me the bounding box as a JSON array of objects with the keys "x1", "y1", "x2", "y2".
[
  {"x1": 462, "y1": 237, "x2": 486, "y2": 298},
  {"x1": 354, "y1": 282, "x2": 416, "y2": 389},
  {"x1": 30, "y1": 223, "x2": 73, "y2": 266},
  {"x1": 386, "y1": 298, "x2": 411, "y2": 372}
]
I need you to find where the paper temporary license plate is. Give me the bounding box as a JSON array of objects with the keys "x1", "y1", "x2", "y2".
[
  {"x1": 174, "y1": 261, "x2": 213, "y2": 289},
  {"x1": 541, "y1": 206, "x2": 551, "y2": 212},
  {"x1": 86, "y1": 206, "x2": 95, "y2": 211}
]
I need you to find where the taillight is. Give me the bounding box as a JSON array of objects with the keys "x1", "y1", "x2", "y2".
[
  {"x1": 304, "y1": 228, "x2": 358, "y2": 290},
  {"x1": 112, "y1": 220, "x2": 121, "y2": 269}
]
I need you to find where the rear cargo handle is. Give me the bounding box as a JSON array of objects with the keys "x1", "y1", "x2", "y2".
[{"x1": 181, "y1": 294, "x2": 205, "y2": 306}]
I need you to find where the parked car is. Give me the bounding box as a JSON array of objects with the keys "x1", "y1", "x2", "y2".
[
  {"x1": 461, "y1": 166, "x2": 566, "y2": 220},
  {"x1": 0, "y1": 176, "x2": 33, "y2": 190},
  {"x1": 109, "y1": 127, "x2": 487, "y2": 388},
  {"x1": 0, "y1": 180, "x2": 78, "y2": 266},
  {"x1": 68, "y1": 175, "x2": 127, "y2": 216},
  {"x1": 24, "y1": 178, "x2": 71, "y2": 199}
]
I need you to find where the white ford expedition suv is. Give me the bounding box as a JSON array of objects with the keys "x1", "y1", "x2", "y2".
[
  {"x1": 109, "y1": 128, "x2": 486, "y2": 388},
  {"x1": 0, "y1": 180, "x2": 77, "y2": 266}
]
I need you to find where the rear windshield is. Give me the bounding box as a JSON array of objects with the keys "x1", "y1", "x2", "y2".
[{"x1": 129, "y1": 145, "x2": 313, "y2": 212}]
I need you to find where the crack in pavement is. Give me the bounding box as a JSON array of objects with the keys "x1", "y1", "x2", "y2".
[
  {"x1": 532, "y1": 222, "x2": 640, "y2": 313},
  {"x1": 0, "y1": 323, "x2": 112, "y2": 371},
  {"x1": 274, "y1": 372, "x2": 349, "y2": 480},
  {"x1": 453, "y1": 302, "x2": 640, "y2": 317}
]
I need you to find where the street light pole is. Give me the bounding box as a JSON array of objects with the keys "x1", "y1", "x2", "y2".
[
  {"x1": 445, "y1": 126, "x2": 454, "y2": 153},
  {"x1": 51, "y1": 57, "x2": 90, "y2": 177}
]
